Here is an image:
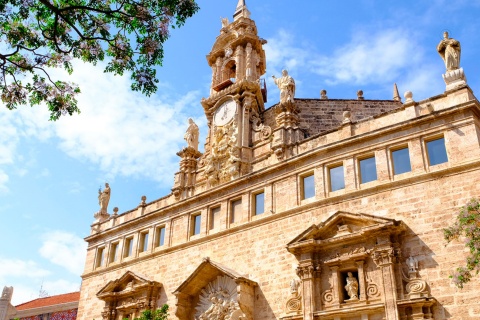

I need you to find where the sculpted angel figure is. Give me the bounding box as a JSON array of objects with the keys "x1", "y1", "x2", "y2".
[
  {"x1": 344, "y1": 272, "x2": 359, "y2": 300},
  {"x1": 437, "y1": 31, "x2": 461, "y2": 72},
  {"x1": 184, "y1": 118, "x2": 199, "y2": 151},
  {"x1": 272, "y1": 69, "x2": 295, "y2": 104},
  {"x1": 98, "y1": 183, "x2": 110, "y2": 214}
]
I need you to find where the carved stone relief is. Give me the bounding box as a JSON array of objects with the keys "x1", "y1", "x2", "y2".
[
  {"x1": 250, "y1": 113, "x2": 272, "y2": 142},
  {"x1": 194, "y1": 275, "x2": 244, "y2": 320},
  {"x1": 204, "y1": 119, "x2": 243, "y2": 186},
  {"x1": 283, "y1": 278, "x2": 302, "y2": 316}
]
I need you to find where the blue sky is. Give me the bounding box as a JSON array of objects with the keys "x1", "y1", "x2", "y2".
[{"x1": 2, "y1": 0, "x2": 480, "y2": 305}]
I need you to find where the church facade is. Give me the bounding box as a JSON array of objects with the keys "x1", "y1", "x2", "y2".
[{"x1": 77, "y1": 1, "x2": 480, "y2": 319}]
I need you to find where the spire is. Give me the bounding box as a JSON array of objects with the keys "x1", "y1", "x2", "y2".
[
  {"x1": 233, "y1": 0, "x2": 250, "y2": 21},
  {"x1": 393, "y1": 83, "x2": 401, "y2": 102}
]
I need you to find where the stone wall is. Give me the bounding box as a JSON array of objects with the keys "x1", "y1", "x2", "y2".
[
  {"x1": 79, "y1": 87, "x2": 480, "y2": 319},
  {"x1": 262, "y1": 99, "x2": 402, "y2": 137}
]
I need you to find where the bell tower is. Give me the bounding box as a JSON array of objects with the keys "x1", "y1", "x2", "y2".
[{"x1": 199, "y1": 0, "x2": 269, "y2": 187}]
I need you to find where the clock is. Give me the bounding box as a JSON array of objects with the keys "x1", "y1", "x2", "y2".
[{"x1": 214, "y1": 99, "x2": 237, "y2": 126}]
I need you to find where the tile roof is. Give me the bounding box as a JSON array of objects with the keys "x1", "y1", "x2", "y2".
[{"x1": 15, "y1": 292, "x2": 80, "y2": 311}]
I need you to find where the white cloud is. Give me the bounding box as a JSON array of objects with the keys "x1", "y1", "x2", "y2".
[
  {"x1": 0, "y1": 258, "x2": 51, "y2": 280},
  {"x1": 264, "y1": 27, "x2": 446, "y2": 101},
  {"x1": 311, "y1": 29, "x2": 422, "y2": 85},
  {"x1": 0, "y1": 60, "x2": 205, "y2": 191},
  {"x1": 39, "y1": 231, "x2": 87, "y2": 275},
  {"x1": 51, "y1": 63, "x2": 201, "y2": 181}
]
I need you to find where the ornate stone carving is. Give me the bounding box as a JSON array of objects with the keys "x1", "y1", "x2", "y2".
[
  {"x1": 194, "y1": 275, "x2": 244, "y2": 320},
  {"x1": 204, "y1": 120, "x2": 243, "y2": 186},
  {"x1": 250, "y1": 113, "x2": 271, "y2": 141},
  {"x1": 296, "y1": 263, "x2": 320, "y2": 280},
  {"x1": 284, "y1": 279, "x2": 302, "y2": 315},
  {"x1": 402, "y1": 256, "x2": 430, "y2": 299},
  {"x1": 321, "y1": 286, "x2": 334, "y2": 305},
  {"x1": 365, "y1": 275, "x2": 380, "y2": 299},
  {"x1": 173, "y1": 146, "x2": 202, "y2": 200},
  {"x1": 372, "y1": 247, "x2": 398, "y2": 267},
  {"x1": 97, "y1": 271, "x2": 161, "y2": 320}
]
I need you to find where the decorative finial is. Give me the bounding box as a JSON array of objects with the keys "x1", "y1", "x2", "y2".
[
  {"x1": 233, "y1": 0, "x2": 250, "y2": 21},
  {"x1": 320, "y1": 89, "x2": 328, "y2": 100},
  {"x1": 393, "y1": 83, "x2": 401, "y2": 102},
  {"x1": 140, "y1": 195, "x2": 147, "y2": 206},
  {"x1": 404, "y1": 91, "x2": 414, "y2": 104},
  {"x1": 113, "y1": 207, "x2": 119, "y2": 216},
  {"x1": 357, "y1": 90, "x2": 364, "y2": 100}
]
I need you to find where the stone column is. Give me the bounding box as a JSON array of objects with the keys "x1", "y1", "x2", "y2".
[
  {"x1": 372, "y1": 247, "x2": 400, "y2": 320},
  {"x1": 235, "y1": 45, "x2": 245, "y2": 81},
  {"x1": 245, "y1": 43, "x2": 253, "y2": 81},
  {"x1": 297, "y1": 261, "x2": 321, "y2": 320},
  {"x1": 215, "y1": 57, "x2": 222, "y2": 83},
  {"x1": 356, "y1": 261, "x2": 367, "y2": 301}
]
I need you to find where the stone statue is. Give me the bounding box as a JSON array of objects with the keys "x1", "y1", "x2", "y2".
[
  {"x1": 437, "y1": 31, "x2": 461, "y2": 72},
  {"x1": 344, "y1": 272, "x2": 359, "y2": 300},
  {"x1": 98, "y1": 183, "x2": 111, "y2": 214},
  {"x1": 184, "y1": 118, "x2": 199, "y2": 151},
  {"x1": 407, "y1": 256, "x2": 418, "y2": 273},
  {"x1": 272, "y1": 70, "x2": 295, "y2": 104}
]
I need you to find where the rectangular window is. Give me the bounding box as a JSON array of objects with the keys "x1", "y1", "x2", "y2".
[
  {"x1": 210, "y1": 206, "x2": 221, "y2": 229},
  {"x1": 139, "y1": 231, "x2": 149, "y2": 253},
  {"x1": 192, "y1": 214, "x2": 201, "y2": 235},
  {"x1": 359, "y1": 156, "x2": 377, "y2": 184},
  {"x1": 109, "y1": 242, "x2": 119, "y2": 263},
  {"x1": 302, "y1": 174, "x2": 315, "y2": 199},
  {"x1": 124, "y1": 237, "x2": 133, "y2": 258},
  {"x1": 329, "y1": 165, "x2": 345, "y2": 191},
  {"x1": 426, "y1": 137, "x2": 448, "y2": 166},
  {"x1": 392, "y1": 147, "x2": 411, "y2": 175},
  {"x1": 231, "y1": 199, "x2": 242, "y2": 223},
  {"x1": 155, "y1": 226, "x2": 166, "y2": 247},
  {"x1": 254, "y1": 192, "x2": 265, "y2": 215},
  {"x1": 95, "y1": 247, "x2": 105, "y2": 268}
]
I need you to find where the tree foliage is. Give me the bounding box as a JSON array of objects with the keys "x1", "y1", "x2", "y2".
[
  {"x1": 0, "y1": 0, "x2": 199, "y2": 120},
  {"x1": 124, "y1": 305, "x2": 169, "y2": 320},
  {"x1": 444, "y1": 198, "x2": 480, "y2": 288}
]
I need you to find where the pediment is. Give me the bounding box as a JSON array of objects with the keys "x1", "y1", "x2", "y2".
[
  {"x1": 287, "y1": 211, "x2": 404, "y2": 254},
  {"x1": 173, "y1": 257, "x2": 256, "y2": 298},
  {"x1": 97, "y1": 271, "x2": 161, "y2": 299}
]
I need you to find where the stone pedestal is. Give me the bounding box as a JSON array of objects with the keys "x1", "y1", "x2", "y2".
[
  {"x1": 443, "y1": 68, "x2": 467, "y2": 91},
  {"x1": 172, "y1": 147, "x2": 202, "y2": 200}
]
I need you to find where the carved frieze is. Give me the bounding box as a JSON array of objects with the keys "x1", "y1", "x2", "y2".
[{"x1": 195, "y1": 275, "x2": 244, "y2": 320}]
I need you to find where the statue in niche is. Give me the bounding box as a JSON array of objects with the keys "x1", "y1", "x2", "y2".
[
  {"x1": 437, "y1": 31, "x2": 461, "y2": 72},
  {"x1": 184, "y1": 118, "x2": 199, "y2": 151},
  {"x1": 344, "y1": 272, "x2": 359, "y2": 300},
  {"x1": 98, "y1": 183, "x2": 110, "y2": 214},
  {"x1": 272, "y1": 69, "x2": 295, "y2": 104}
]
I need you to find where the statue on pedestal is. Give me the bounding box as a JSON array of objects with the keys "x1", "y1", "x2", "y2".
[
  {"x1": 272, "y1": 70, "x2": 295, "y2": 104},
  {"x1": 184, "y1": 118, "x2": 199, "y2": 151},
  {"x1": 345, "y1": 272, "x2": 359, "y2": 300},
  {"x1": 437, "y1": 31, "x2": 461, "y2": 72},
  {"x1": 98, "y1": 183, "x2": 111, "y2": 215}
]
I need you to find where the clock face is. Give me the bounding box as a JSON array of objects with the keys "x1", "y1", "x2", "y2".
[{"x1": 214, "y1": 99, "x2": 237, "y2": 126}]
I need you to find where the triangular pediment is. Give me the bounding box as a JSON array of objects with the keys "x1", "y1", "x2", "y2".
[
  {"x1": 287, "y1": 211, "x2": 404, "y2": 254},
  {"x1": 173, "y1": 257, "x2": 256, "y2": 297},
  {"x1": 97, "y1": 271, "x2": 160, "y2": 298}
]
